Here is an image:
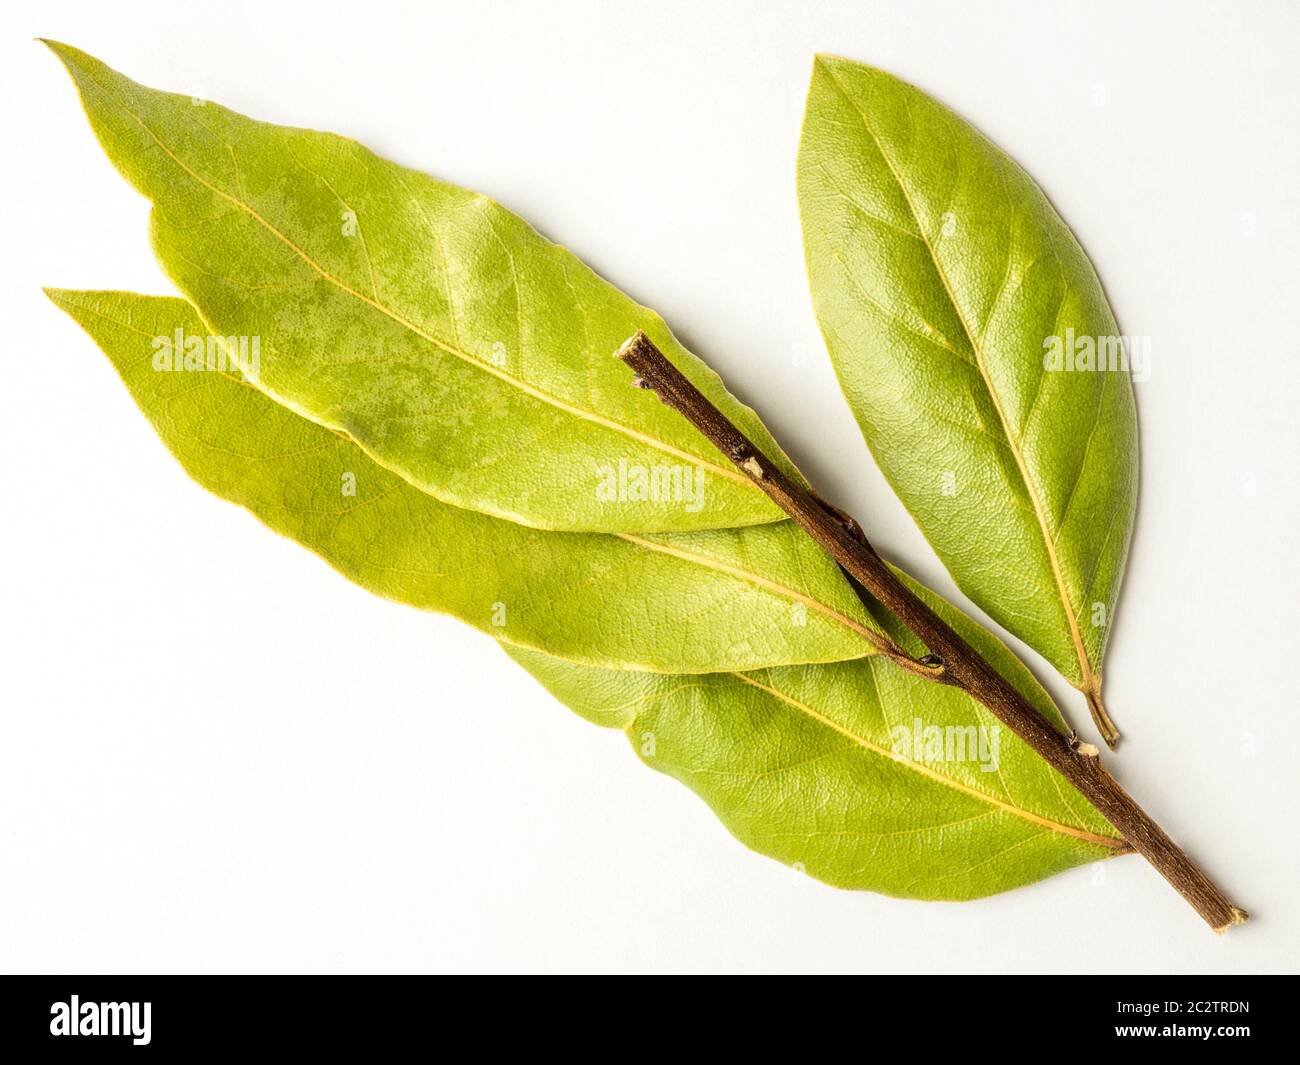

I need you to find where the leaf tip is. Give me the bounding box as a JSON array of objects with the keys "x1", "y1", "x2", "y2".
[
  {"x1": 38, "y1": 38, "x2": 111, "y2": 94},
  {"x1": 37, "y1": 37, "x2": 79, "y2": 65},
  {"x1": 42, "y1": 286, "x2": 73, "y2": 309},
  {"x1": 808, "y1": 53, "x2": 917, "y2": 100},
  {"x1": 808, "y1": 52, "x2": 846, "y2": 87}
]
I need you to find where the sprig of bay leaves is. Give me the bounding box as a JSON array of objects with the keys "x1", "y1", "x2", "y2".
[
  {"x1": 49, "y1": 289, "x2": 1124, "y2": 899},
  {"x1": 43, "y1": 43, "x2": 1242, "y2": 924}
]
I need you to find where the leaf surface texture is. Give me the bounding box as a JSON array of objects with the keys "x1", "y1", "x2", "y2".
[
  {"x1": 48, "y1": 41, "x2": 797, "y2": 534},
  {"x1": 50, "y1": 289, "x2": 887, "y2": 675},
  {"x1": 798, "y1": 56, "x2": 1138, "y2": 723},
  {"x1": 509, "y1": 569, "x2": 1124, "y2": 899}
]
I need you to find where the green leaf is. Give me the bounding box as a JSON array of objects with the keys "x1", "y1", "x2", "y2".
[
  {"x1": 44, "y1": 40, "x2": 797, "y2": 535},
  {"x1": 508, "y1": 566, "x2": 1125, "y2": 900},
  {"x1": 797, "y1": 55, "x2": 1138, "y2": 741},
  {"x1": 48, "y1": 288, "x2": 887, "y2": 675}
]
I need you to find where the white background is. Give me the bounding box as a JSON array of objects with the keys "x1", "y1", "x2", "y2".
[{"x1": 2, "y1": 0, "x2": 1297, "y2": 974}]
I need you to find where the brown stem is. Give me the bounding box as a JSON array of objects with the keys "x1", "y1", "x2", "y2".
[{"x1": 618, "y1": 331, "x2": 1248, "y2": 933}]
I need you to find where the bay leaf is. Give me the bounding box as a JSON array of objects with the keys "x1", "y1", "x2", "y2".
[
  {"x1": 508, "y1": 566, "x2": 1125, "y2": 900},
  {"x1": 48, "y1": 288, "x2": 887, "y2": 674},
  {"x1": 45, "y1": 41, "x2": 796, "y2": 535},
  {"x1": 49, "y1": 287, "x2": 1125, "y2": 899},
  {"x1": 797, "y1": 55, "x2": 1138, "y2": 741}
]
